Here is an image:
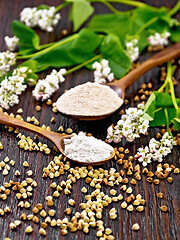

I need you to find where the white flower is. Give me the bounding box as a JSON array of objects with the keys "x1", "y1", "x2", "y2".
[
  {"x1": 106, "y1": 103, "x2": 148, "y2": 143},
  {"x1": 20, "y1": 6, "x2": 61, "y2": 32},
  {"x1": 137, "y1": 121, "x2": 148, "y2": 134},
  {"x1": 0, "y1": 67, "x2": 32, "y2": 109},
  {"x1": 147, "y1": 32, "x2": 170, "y2": 46},
  {"x1": 137, "y1": 103, "x2": 145, "y2": 110},
  {"x1": 4, "y1": 36, "x2": 19, "y2": 51},
  {"x1": 125, "y1": 39, "x2": 139, "y2": 62},
  {"x1": 92, "y1": 59, "x2": 115, "y2": 83},
  {"x1": 101, "y1": 59, "x2": 109, "y2": 67},
  {"x1": 135, "y1": 132, "x2": 174, "y2": 166},
  {"x1": 0, "y1": 51, "x2": 16, "y2": 77},
  {"x1": 142, "y1": 161, "x2": 147, "y2": 167},
  {"x1": 32, "y1": 68, "x2": 66, "y2": 101},
  {"x1": 107, "y1": 104, "x2": 149, "y2": 143}
]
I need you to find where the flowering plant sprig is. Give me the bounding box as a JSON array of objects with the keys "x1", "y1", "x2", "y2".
[
  {"x1": 0, "y1": 1, "x2": 179, "y2": 111},
  {"x1": 147, "y1": 32, "x2": 171, "y2": 47},
  {"x1": 106, "y1": 103, "x2": 149, "y2": 143},
  {"x1": 0, "y1": 67, "x2": 34, "y2": 109},
  {"x1": 134, "y1": 61, "x2": 180, "y2": 166},
  {"x1": 92, "y1": 59, "x2": 115, "y2": 83},
  {"x1": 0, "y1": 51, "x2": 16, "y2": 78},
  {"x1": 11, "y1": 1, "x2": 180, "y2": 80},
  {"x1": 4, "y1": 36, "x2": 19, "y2": 51},
  {"x1": 20, "y1": 6, "x2": 61, "y2": 32},
  {"x1": 32, "y1": 68, "x2": 66, "y2": 101},
  {"x1": 135, "y1": 132, "x2": 175, "y2": 166},
  {"x1": 125, "y1": 39, "x2": 139, "y2": 62}
]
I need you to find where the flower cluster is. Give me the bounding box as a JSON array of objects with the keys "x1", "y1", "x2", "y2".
[
  {"x1": 107, "y1": 103, "x2": 149, "y2": 143},
  {"x1": 32, "y1": 68, "x2": 66, "y2": 101},
  {"x1": 92, "y1": 59, "x2": 115, "y2": 83},
  {"x1": 135, "y1": 132, "x2": 175, "y2": 166},
  {"x1": 147, "y1": 32, "x2": 170, "y2": 46},
  {"x1": 125, "y1": 39, "x2": 139, "y2": 62},
  {"x1": 0, "y1": 67, "x2": 32, "y2": 109},
  {"x1": 20, "y1": 6, "x2": 61, "y2": 32},
  {"x1": 4, "y1": 36, "x2": 19, "y2": 51},
  {"x1": 0, "y1": 51, "x2": 16, "y2": 78}
]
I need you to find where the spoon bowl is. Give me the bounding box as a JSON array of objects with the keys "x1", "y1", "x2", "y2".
[
  {"x1": 57, "y1": 41, "x2": 180, "y2": 121},
  {"x1": 0, "y1": 111, "x2": 115, "y2": 165}
]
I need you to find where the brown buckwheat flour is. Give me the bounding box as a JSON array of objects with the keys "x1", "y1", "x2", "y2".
[{"x1": 56, "y1": 82, "x2": 123, "y2": 116}]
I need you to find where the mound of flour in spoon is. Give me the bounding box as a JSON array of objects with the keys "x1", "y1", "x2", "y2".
[
  {"x1": 64, "y1": 132, "x2": 114, "y2": 163},
  {"x1": 56, "y1": 82, "x2": 123, "y2": 116}
]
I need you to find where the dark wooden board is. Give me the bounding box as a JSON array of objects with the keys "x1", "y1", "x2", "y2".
[{"x1": 0, "y1": 1, "x2": 179, "y2": 240}]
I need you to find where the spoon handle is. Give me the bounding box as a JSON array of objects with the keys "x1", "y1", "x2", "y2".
[
  {"x1": 0, "y1": 111, "x2": 60, "y2": 143},
  {"x1": 114, "y1": 41, "x2": 180, "y2": 90}
]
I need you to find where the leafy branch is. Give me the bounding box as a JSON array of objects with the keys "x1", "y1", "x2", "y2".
[
  {"x1": 0, "y1": 0, "x2": 179, "y2": 98},
  {"x1": 8, "y1": 0, "x2": 179, "y2": 81},
  {"x1": 143, "y1": 62, "x2": 180, "y2": 131}
]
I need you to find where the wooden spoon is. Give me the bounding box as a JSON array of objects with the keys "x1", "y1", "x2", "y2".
[
  {"x1": 57, "y1": 41, "x2": 180, "y2": 121},
  {"x1": 0, "y1": 111, "x2": 115, "y2": 165}
]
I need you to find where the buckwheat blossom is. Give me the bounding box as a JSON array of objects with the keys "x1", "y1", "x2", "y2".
[
  {"x1": 0, "y1": 67, "x2": 32, "y2": 109},
  {"x1": 135, "y1": 132, "x2": 175, "y2": 166},
  {"x1": 147, "y1": 32, "x2": 170, "y2": 46},
  {"x1": 125, "y1": 39, "x2": 139, "y2": 62},
  {"x1": 4, "y1": 36, "x2": 19, "y2": 51},
  {"x1": 106, "y1": 103, "x2": 149, "y2": 143},
  {"x1": 92, "y1": 59, "x2": 115, "y2": 83},
  {"x1": 32, "y1": 68, "x2": 66, "y2": 101},
  {"x1": 20, "y1": 6, "x2": 61, "y2": 32},
  {"x1": 0, "y1": 51, "x2": 16, "y2": 77}
]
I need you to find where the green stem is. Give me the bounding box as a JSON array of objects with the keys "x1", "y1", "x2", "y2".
[
  {"x1": 64, "y1": 54, "x2": 101, "y2": 75},
  {"x1": 164, "y1": 107, "x2": 170, "y2": 132},
  {"x1": 154, "y1": 107, "x2": 163, "y2": 113},
  {"x1": 158, "y1": 81, "x2": 168, "y2": 92},
  {"x1": 168, "y1": 0, "x2": 180, "y2": 16},
  {"x1": 100, "y1": 0, "x2": 122, "y2": 14},
  {"x1": 136, "y1": 16, "x2": 158, "y2": 35},
  {"x1": 157, "y1": 62, "x2": 176, "y2": 92},
  {"x1": 92, "y1": 0, "x2": 146, "y2": 8},
  {"x1": 17, "y1": 34, "x2": 78, "y2": 60},
  {"x1": 165, "y1": 82, "x2": 169, "y2": 94},
  {"x1": 38, "y1": 42, "x2": 55, "y2": 50},
  {"x1": 166, "y1": 62, "x2": 179, "y2": 110},
  {"x1": 55, "y1": 2, "x2": 71, "y2": 13},
  {"x1": 65, "y1": 0, "x2": 146, "y2": 8}
]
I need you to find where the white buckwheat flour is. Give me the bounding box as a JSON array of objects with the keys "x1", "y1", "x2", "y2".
[
  {"x1": 56, "y1": 82, "x2": 123, "y2": 116},
  {"x1": 64, "y1": 132, "x2": 114, "y2": 163}
]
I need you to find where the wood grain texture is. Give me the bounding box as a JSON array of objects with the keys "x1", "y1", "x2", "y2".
[{"x1": 0, "y1": 1, "x2": 179, "y2": 240}]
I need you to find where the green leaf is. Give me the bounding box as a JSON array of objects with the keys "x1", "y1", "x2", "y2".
[
  {"x1": 129, "y1": 6, "x2": 170, "y2": 51},
  {"x1": 143, "y1": 92, "x2": 156, "y2": 120},
  {"x1": 88, "y1": 12, "x2": 131, "y2": 47},
  {"x1": 170, "y1": 25, "x2": 180, "y2": 42},
  {"x1": 156, "y1": 92, "x2": 180, "y2": 107},
  {"x1": 18, "y1": 48, "x2": 36, "y2": 56},
  {"x1": 149, "y1": 107, "x2": 176, "y2": 127},
  {"x1": 72, "y1": 0, "x2": 94, "y2": 31},
  {"x1": 99, "y1": 33, "x2": 131, "y2": 78},
  {"x1": 143, "y1": 91, "x2": 180, "y2": 127},
  {"x1": 131, "y1": 6, "x2": 168, "y2": 31},
  {"x1": 31, "y1": 29, "x2": 101, "y2": 70},
  {"x1": 173, "y1": 117, "x2": 180, "y2": 130},
  {"x1": 19, "y1": 60, "x2": 39, "y2": 72},
  {"x1": 12, "y1": 20, "x2": 40, "y2": 51}
]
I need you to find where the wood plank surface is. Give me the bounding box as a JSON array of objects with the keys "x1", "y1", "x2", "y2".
[{"x1": 0, "y1": 1, "x2": 179, "y2": 240}]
